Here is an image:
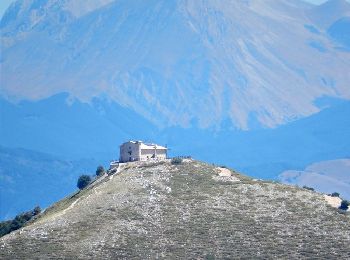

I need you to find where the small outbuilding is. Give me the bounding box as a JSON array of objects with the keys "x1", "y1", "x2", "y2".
[{"x1": 119, "y1": 141, "x2": 167, "y2": 163}]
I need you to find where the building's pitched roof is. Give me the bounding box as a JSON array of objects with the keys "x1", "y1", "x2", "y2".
[
  {"x1": 121, "y1": 141, "x2": 167, "y2": 150},
  {"x1": 120, "y1": 140, "x2": 141, "y2": 146},
  {"x1": 140, "y1": 143, "x2": 167, "y2": 150}
]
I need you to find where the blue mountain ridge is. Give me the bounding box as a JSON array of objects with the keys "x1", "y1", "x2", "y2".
[
  {"x1": 160, "y1": 97, "x2": 350, "y2": 179},
  {"x1": 1, "y1": 0, "x2": 350, "y2": 220},
  {"x1": 0, "y1": 93, "x2": 159, "y2": 160},
  {"x1": 1, "y1": 94, "x2": 349, "y2": 220},
  {"x1": 0, "y1": 146, "x2": 97, "y2": 221},
  {"x1": 327, "y1": 16, "x2": 350, "y2": 50}
]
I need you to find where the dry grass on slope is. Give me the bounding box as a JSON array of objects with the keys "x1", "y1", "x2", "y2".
[{"x1": 1, "y1": 160, "x2": 349, "y2": 259}]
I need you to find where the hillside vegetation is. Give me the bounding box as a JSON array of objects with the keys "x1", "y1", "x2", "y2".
[{"x1": 1, "y1": 160, "x2": 349, "y2": 259}]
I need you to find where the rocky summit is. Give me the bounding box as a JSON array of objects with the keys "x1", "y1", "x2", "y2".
[{"x1": 1, "y1": 160, "x2": 349, "y2": 259}]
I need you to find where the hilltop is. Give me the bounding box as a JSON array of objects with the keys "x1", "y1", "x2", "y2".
[
  {"x1": 1, "y1": 0, "x2": 350, "y2": 221},
  {"x1": 1, "y1": 160, "x2": 349, "y2": 259}
]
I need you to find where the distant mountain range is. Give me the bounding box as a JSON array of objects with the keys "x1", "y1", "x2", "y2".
[
  {"x1": 1, "y1": 0, "x2": 350, "y2": 129},
  {"x1": 1, "y1": 0, "x2": 349, "y2": 220},
  {"x1": 0, "y1": 146, "x2": 97, "y2": 220},
  {"x1": 279, "y1": 159, "x2": 350, "y2": 199}
]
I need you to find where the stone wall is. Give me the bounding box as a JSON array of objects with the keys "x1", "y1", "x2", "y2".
[
  {"x1": 120, "y1": 142, "x2": 141, "y2": 162},
  {"x1": 120, "y1": 141, "x2": 167, "y2": 162}
]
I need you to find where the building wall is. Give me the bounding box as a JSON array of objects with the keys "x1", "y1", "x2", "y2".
[
  {"x1": 154, "y1": 149, "x2": 167, "y2": 160},
  {"x1": 120, "y1": 141, "x2": 167, "y2": 162},
  {"x1": 119, "y1": 142, "x2": 141, "y2": 162},
  {"x1": 140, "y1": 149, "x2": 167, "y2": 161}
]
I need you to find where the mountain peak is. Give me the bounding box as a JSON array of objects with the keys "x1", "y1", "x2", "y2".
[
  {"x1": 324, "y1": 0, "x2": 350, "y2": 5},
  {"x1": 1, "y1": 0, "x2": 350, "y2": 130},
  {"x1": 1, "y1": 0, "x2": 114, "y2": 32},
  {"x1": 319, "y1": 0, "x2": 350, "y2": 11},
  {"x1": 1, "y1": 160, "x2": 349, "y2": 258},
  {"x1": 308, "y1": 0, "x2": 350, "y2": 28}
]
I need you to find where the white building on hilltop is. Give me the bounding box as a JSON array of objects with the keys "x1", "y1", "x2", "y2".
[{"x1": 119, "y1": 141, "x2": 168, "y2": 163}]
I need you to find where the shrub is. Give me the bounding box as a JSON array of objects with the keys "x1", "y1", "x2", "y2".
[
  {"x1": 171, "y1": 157, "x2": 183, "y2": 165},
  {"x1": 0, "y1": 206, "x2": 41, "y2": 237},
  {"x1": 0, "y1": 221, "x2": 12, "y2": 237},
  {"x1": 96, "y1": 165, "x2": 105, "y2": 176},
  {"x1": 33, "y1": 206, "x2": 41, "y2": 216},
  {"x1": 21, "y1": 211, "x2": 33, "y2": 222},
  {"x1": 339, "y1": 200, "x2": 349, "y2": 210},
  {"x1": 331, "y1": 192, "x2": 340, "y2": 197},
  {"x1": 107, "y1": 169, "x2": 115, "y2": 176},
  {"x1": 302, "y1": 186, "x2": 314, "y2": 191},
  {"x1": 10, "y1": 217, "x2": 25, "y2": 231},
  {"x1": 77, "y1": 175, "x2": 91, "y2": 190}
]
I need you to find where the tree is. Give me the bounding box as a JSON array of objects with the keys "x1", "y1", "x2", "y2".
[
  {"x1": 302, "y1": 186, "x2": 314, "y2": 191},
  {"x1": 96, "y1": 165, "x2": 105, "y2": 176},
  {"x1": 77, "y1": 175, "x2": 91, "y2": 190},
  {"x1": 0, "y1": 221, "x2": 12, "y2": 237},
  {"x1": 171, "y1": 157, "x2": 183, "y2": 165},
  {"x1": 33, "y1": 206, "x2": 41, "y2": 216},
  {"x1": 0, "y1": 206, "x2": 43, "y2": 238},
  {"x1": 10, "y1": 218, "x2": 23, "y2": 231},
  {"x1": 9, "y1": 212, "x2": 30, "y2": 231},
  {"x1": 331, "y1": 192, "x2": 340, "y2": 197},
  {"x1": 339, "y1": 200, "x2": 349, "y2": 211}
]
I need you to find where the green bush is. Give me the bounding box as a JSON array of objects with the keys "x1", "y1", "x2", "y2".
[
  {"x1": 96, "y1": 165, "x2": 105, "y2": 176},
  {"x1": 77, "y1": 175, "x2": 92, "y2": 190},
  {"x1": 10, "y1": 217, "x2": 25, "y2": 231},
  {"x1": 0, "y1": 220, "x2": 12, "y2": 237},
  {"x1": 330, "y1": 192, "x2": 340, "y2": 197},
  {"x1": 0, "y1": 206, "x2": 41, "y2": 237},
  {"x1": 339, "y1": 200, "x2": 349, "y2": 210},
  {"x1": 302, "y1": 186, "x2": 314, "y2": 191},
  {"x1": 171, "y1": 157, "x2": 183, "y2": 165},
  {"x1": 33, "y1": 206, "x2": 41, "y2": 216}
]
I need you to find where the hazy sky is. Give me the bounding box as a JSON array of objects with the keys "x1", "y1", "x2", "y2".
[
  {"x1": 0, "y1": 0, "x2": 348, "y2": 19},
  {"x1": 0, "y1": 0, "x2": 13, "y2": 18}
]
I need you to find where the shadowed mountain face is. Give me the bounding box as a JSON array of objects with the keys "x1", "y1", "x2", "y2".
[
  {"x1": 327, "y1": 16, "x2": 350, "y2": 50},
  {"x1": 1, "y1": 161, "x2": 349, "y2": 259},
  {"x1": 0, "y1": 93, "x2": 158, "y2": 160},
  {"x1": 0, "y1": 146, "x2": 98, "y2": 220},
  {"x1": 307, "y1": 0, "x2": 350, "y2": 29},
  {"x1": 1, "y1": 92, "x2": 350, "y2": 221},
  {"x1": 1, "y1": 95, "x2": 350, "y2": 176},
  {"x1": 1, "y1": 0, "x2": 350, "y2": 129}
]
